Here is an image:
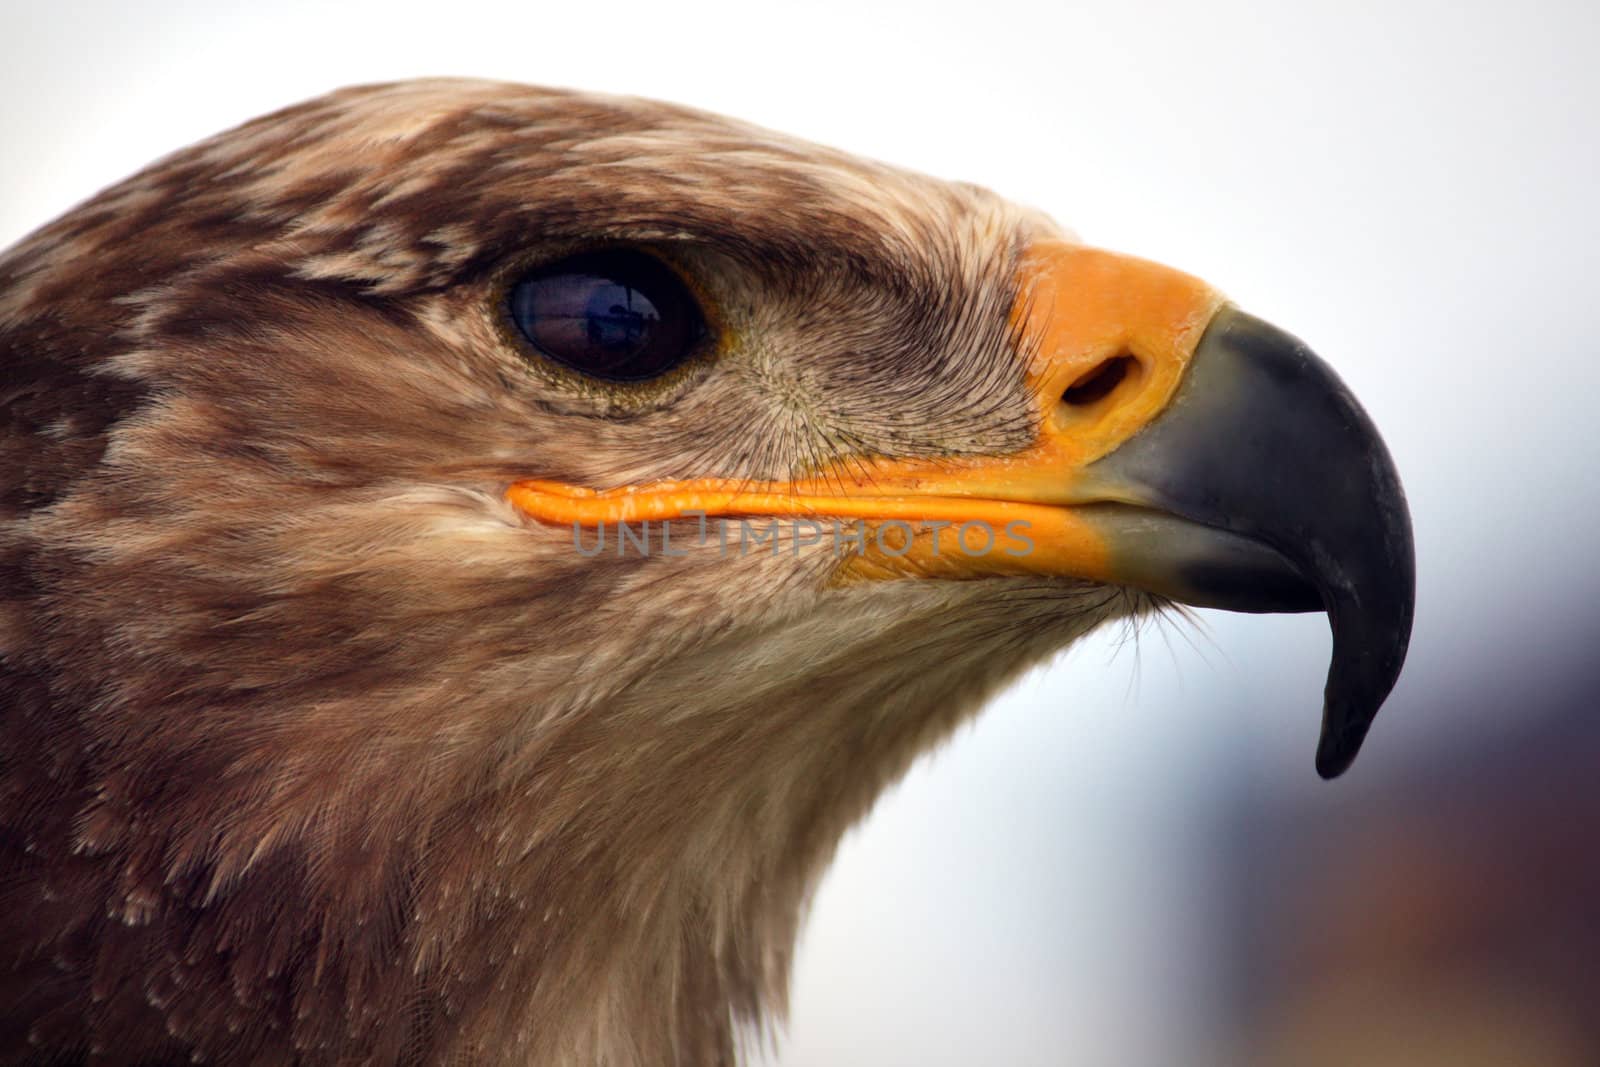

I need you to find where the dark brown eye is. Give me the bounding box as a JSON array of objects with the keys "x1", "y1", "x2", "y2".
[{"x1": 507, "y1": 250, "x2": 706, "y2": 382}]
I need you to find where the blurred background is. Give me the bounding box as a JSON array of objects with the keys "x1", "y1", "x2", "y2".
[{"x1": 4, "y1": 1, "x2": 1596, "y2": 1063}]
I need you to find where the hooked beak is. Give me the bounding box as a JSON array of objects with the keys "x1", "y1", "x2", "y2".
[
  {"x1": 1082, "y1": 305, "x2": 1415, "y2": 777},
  {"x1": 506, "y1": 241, "x2": 1415, "y2": 778}
]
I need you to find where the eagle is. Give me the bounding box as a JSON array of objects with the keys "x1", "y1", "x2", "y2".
[{"x1": 0, "y1": 80, "x2": 1413, "y2": 1064}]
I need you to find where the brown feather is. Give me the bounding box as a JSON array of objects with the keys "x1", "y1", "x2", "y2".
[{"x1": 0, "y1": 79, "x2": 1141, "y2": 1064}]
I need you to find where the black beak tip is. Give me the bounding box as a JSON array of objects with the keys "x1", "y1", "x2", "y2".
[{"x1": 1314, "y1": 718, "x2": 1367, "y2": 780}]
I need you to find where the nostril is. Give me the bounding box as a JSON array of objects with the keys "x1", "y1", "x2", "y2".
[{"x1": 1061, "y1": 354, "x2": 1138, "y2": 407}]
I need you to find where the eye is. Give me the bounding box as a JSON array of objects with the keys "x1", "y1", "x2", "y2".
[{"x1": 507, "y1": 250, "x2": 707, "y2": 382}]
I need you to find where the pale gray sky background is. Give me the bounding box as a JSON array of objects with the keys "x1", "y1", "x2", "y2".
[{"x1": 4, "y1": 2, "x2": 1596, "y2": 1063}]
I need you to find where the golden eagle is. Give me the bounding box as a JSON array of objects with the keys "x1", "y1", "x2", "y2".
[{"x1": 0, "y1": 80, "x2": 1412, "y2": 1064}]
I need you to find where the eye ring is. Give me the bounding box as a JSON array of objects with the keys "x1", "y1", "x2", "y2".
[{"x1": 506, "y1": 249, "x2": 707, "y2": 382}]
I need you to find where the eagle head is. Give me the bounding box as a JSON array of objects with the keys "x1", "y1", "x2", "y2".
[{"x1": 0, "y1": 79, "x2": 1412, "y2": 1063}]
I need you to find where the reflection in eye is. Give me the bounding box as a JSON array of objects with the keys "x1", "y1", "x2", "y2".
[{"x1": 508, "y1": 251, "x2": 705, "y2": 381}]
